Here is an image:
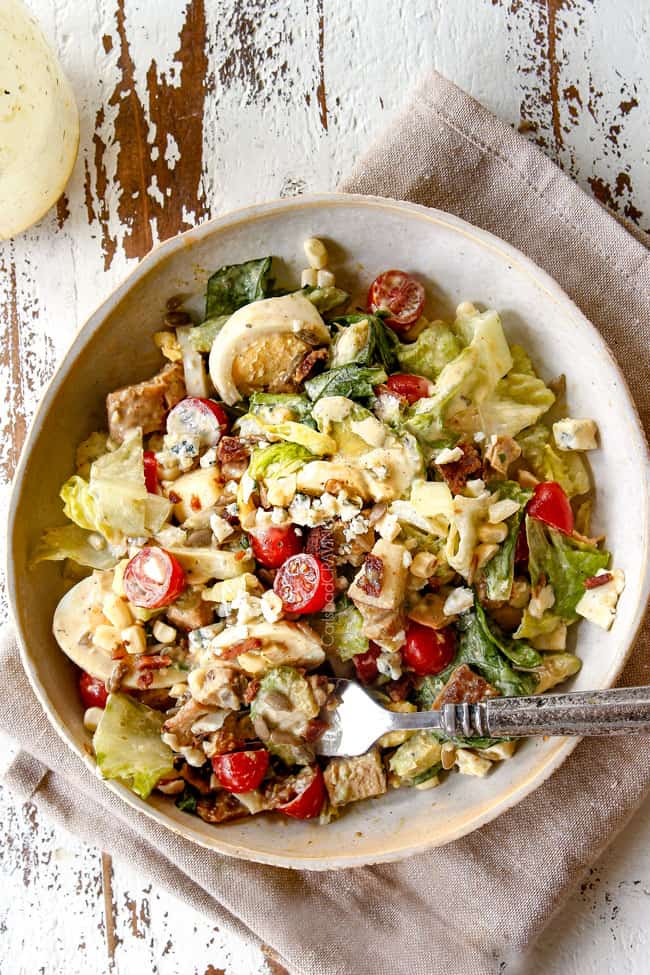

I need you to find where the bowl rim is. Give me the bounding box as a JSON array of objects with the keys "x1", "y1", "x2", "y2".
[{"x1": 7, "y1": 191, "x2": 650, "y2": 870}]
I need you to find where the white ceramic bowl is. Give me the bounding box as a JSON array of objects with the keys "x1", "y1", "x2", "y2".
[{"x1": 8, "y1": 194, "x2": 650, "y2": 869}]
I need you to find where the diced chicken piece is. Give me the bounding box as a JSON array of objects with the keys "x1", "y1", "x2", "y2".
[
  {"x1": 484, "y1": 435, "x2": 521, "y2": 478},
  {"x1": 356, "y1": 604, "x2": 406, "y2": 653},
  {"x1": 432, "y1": 664, "x2": 498, "y2": 709},
  {"x1": 162, "y1": 698, "x2": 210, "y2": 747},
  {"x1": 166, "y1": 588, "x2": 215, "y2": 631},
  {"x1": 106, "y1": 362, "x2": 186, "y2": 443},
  {"x1": 188, "y1": 662, "x2": 247, "y2": 709},
  {"x1": 196, "y1": 793, "x2": 250, "y2": 823},
  {"x1": 407, "y1": 591, "x2": 450, "y2": 630},
  {"x1": 323, "y1": 749, "x2": 387, "y2": 807},
  {"x1": 348, "y1": 539, "x2": 409, "y2": 611}
]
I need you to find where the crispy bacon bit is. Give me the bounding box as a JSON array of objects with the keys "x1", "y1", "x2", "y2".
[
  {"x1": 235, "y1": 549, "x2": 248, "y2": 561},
  {"x1": 293, "y1": 347, "x2": 329, "y2": 383},
  {"x1": 243, "y1": 678, "x2": 261, "y2": 705},
  {"x1": 190, "y1": 495, "x2": 202, "y2": 511},
  {"x1": 432, "y1": 664, "x2": 498, "y2": 709},
  {"x1": 204, "y1": 713, "x2": 255, "y2": 757},
  {"x1": 168, "y1": 490, "x2": 181, "y2": 504},
  {"x1": 111, "y1": 645, "x2": 127, "y2": 660},
  {"x1": 304, "y1": 718, "x2": 329, "y2": 742},
  {"x1": 134, "y1": 654, "x2": 172, "y2": 670},
  {"x1": 219, "y1": 637, "x2": 263, "y2": 660},
  {"x1": 305, "y1": 526, "x2": 337, "y2": 565},
  {"x1": 196, "y1": 794, "x2": 250, "y2": 824},
  {"x1": 386, "y1": 673, "x2": 416, "y2": 702},
  {"x1": 357, "y1": 554, "x2": 384, "y2": 597},
  {"x1": 435, "y1": 441, "x2": 483, "y2": 494},
  {"x1": 584, "y1": 572, "x2": 613, "y2": 590},
  {"x1": 217, "y1": 436, "x2": 251, "y2": 479},
  {"x1": 136, "y1": 671, "x2": 154, "y2": 689}
]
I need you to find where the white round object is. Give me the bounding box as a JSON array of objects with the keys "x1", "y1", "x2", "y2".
[
  {"x1": 0, "y1": 0, "x2": 79, "y2": 239},
  {"x1": 8, "y1": 194, "x2": 650, "y2": 869}
]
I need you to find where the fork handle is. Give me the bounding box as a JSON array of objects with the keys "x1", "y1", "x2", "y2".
[{"x1": 442, "y1": 685, "x2": 650, "y2": 739}]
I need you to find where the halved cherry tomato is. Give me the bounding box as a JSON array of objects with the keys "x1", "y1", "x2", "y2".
[
  {"x1": 401, "y1": 621, "x2": 456, "y2": 676},
  {"x1": 143, "y1": 450, "x2": 159, "y2": 493},
  {"x1": 273, "y1": 554, "x2": 334, "y2": 614},
  {"x1": 212, "y1": 749, "x2": 269, "y2": 793},
  {"x1": 249, "y1": 525, "x2": 303, "y2": 568},
  {"x1": 277, "y1": 765, "x2": 326, "y2": 819},
  {"x1": 123, "y1": 547, "x2": 186, "y2": 608},
  {"x1": 367, "y1": 269, "x2": 425, "y2": 332},
  {"x1": 384, "y1": 373, "x2": 432, "y2": 405},
  {"x1": 167, "y1": 397, "x2": 229, "y2": 446},
  {"x1": 528, "y1": 481, "x2": 574, "y2": 534},
  {"x1": 79, "y1": 671, "x2": 108, "y2": 709},
  {"x1": 352, "y1": 641, "x2": 381, "y2": 684}
]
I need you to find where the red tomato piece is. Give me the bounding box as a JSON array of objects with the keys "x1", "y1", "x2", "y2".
[
  {"x1": 273, "y1": 554, "x2": 334, "y2": 614},
  {"x1": 123, "y1": 547, "x2": 187, "y2": 609},
  {"x1": 528, "y1": 481, "x2": 574, "y2": 534},
  {"x1": 367, "y1": 269, "x2": 425, "y2": 332},
  {"x1": 212, "y1": 749, "x2": 269, "y2": 793},
  {"x1": 166, "y1": 397, "x2": 229, "y2": 446},
  {"x1": 79, "y1": 671, "x2": 108, "y2": 709},
  {"x1": 143, "y1": 450, "x2": 159, "y2": 493},
  {"x1": 249, "y1": 525, "x2": 303, "y2": 568},
  {"x1": 514, "y1": 522, "x2": 529, "y2": 564},
  {"x1": 401, "y1": 622, "x2": 456, "y2": 677},
  {"x1": 277, "y1": 765, "x2": 326, "y2": 819},
  {"x1": 352, "y1": 641, "x2": 381, "y2": 685},
  {"x1": 384, "y1": 373, "x2": 432, "y2": 405}
]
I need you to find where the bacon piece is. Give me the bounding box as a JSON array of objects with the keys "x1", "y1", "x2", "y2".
[
  {"x1": 305, "y1": 526, "x2": 337, "y2": 566},
  {"x1": 243, "y1": 678, "x2": 261, "y2": 705},
  {"x1": 356, "y1": 554, "x2": 384, "y2": 597},
  {"x1": 217, "y1": 436, "x2": 251, "y2": 479},
  {"x1": 435, "y1": 441, "x2": 483, "y2": 494},
  {"x1": 584, "y1": 572, "x2": 613, "y2": 589},
  {"x1": 304, "y1": 718, "x2": 329, "y2": 742},
  {"x1": 432, "y1": 664, "x2": 498, "y2": 709},
  {"x1": 293, "y1": 347, "x2": 329, "y2": 383},
  {"x1": 219, "y1": 637, "x2": 263, "y2": 660},
  {"x1": 134, "y1": 654, "x2": 172, "y2": 670}
]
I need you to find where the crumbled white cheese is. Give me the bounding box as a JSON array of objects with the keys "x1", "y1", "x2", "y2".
[
  {"x1": 375, "y1": 512, "x2": 401, "y2": 542},
  {"x1": 190, "y1": 710, "x2": 228, "y2": 735},
  {"x1": 488, "y1": 498, "x2": 521, "y2": 524},
  {"x1": 473, "y1": 431, "x2": 486, "y2": 444},
  {"x1": 576, "y1": 569, "x2": 625, "y2": 630},
  {"x1": 376, "y1": 650, "x2": 403, "y2": 681},
  {"x1": 553, "y1": 417, "x2": 599, "y2": 451},
  {"x1": 528, "y1": 584, "x2": 556, "y2": 619},
  {"x1": 199, "y1": 446, "x2": 218, "y2": 468},
  {"x1": 464, "y1": 479, "x2": 486, "y2": 497},
  {"x1": 443, "y1": 587, "x2": 475, "y2": 616},
  {"x1": 240, "y1": 472, "x2": 256, "y2": 502},
  {"x1": 402, "y1": 550, "x2": 413, "y2": 568},
  {"x1": 373, "y1": 390, "x2": 402, "y2": 426},
  {"x1": 266, "y1": 474, "x2": 297, "y2": 507},
  {"x1": 224, "y1": 480, "x2": 239, "y2": 495},
  {"x1": 343, "y1": 515, "x2": 370, "y2": 542},
  {"x1": 155, "y1": 524, "x2": 186, "y2": 548},
  {"x1": 435, "y1": 446, "x2": 464, "y2": 465},
  {"x1": 179, "y1": 745, "x2": 206, "y2": 767},
  {"x1": 233, "y1": 593, "x2": 264, "y2": 625},
  {"x1": 224, "y1": 502, "x2": 239, "y2": 519},
  {"x1": 210, "y1": 513, "x2": 235, "y2": 544},
  {"x1": 261, "y1": 590, "x2": 284, "y2": 623},
  {"x1": 271, "y1": 506, "x2": 290, "y2": 525}
]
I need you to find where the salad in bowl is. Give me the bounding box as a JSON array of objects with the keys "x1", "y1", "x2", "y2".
[{"x1": 36, "y1": 237, "x2": 625, "y2": 825}]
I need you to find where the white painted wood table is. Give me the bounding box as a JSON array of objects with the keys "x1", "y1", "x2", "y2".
[{"x1": 1, "y1": 1, "x2": 649, "y2": 972}]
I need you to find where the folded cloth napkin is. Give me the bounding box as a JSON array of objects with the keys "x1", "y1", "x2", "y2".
[{"x1": 2, "y1": 72, "x2": 649, "y2": 975}]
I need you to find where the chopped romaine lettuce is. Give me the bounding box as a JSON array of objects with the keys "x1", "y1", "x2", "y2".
[
  {"x1": 475, "y1": 602, "x2": 542, "y2": 670},
  {"x1": 188, "y1": 315, "x2": 230, "y2": 352},
  {"x1": 305, "y1": 364, "x2": 387, "y2": 402},
  {"x1": 31, "y1": 524, "x2": 120, "y2": 570},
  {"x1": 477, "y1": 359, "x2": 555, "y2": 438},
  {"x1": 532, "y1": 652, "x2": 581, "y2": 693},
  {"x1": 205, "y1": 257, "x2": 272, "y2": 318},
  {"x1": 522, "y1": 516, "x2": 610, "y2": 622},
  {"x1": 75, "y1": 431, "x2": 108, "y2": 479},
  {"x1": 249, "y1": 392, "x2": 315, "y2": 425},
  {"x1": 396, "y1": 322, "x2": 462, "y2": 380},
  {"x1": 456, "y1": 607, "x2": 537, "y2": 697},
  {"x1": 320, "y1": 596, "x2": 369, "y2": 661},
  {"x1": 482, "y1": 481, "x2": 532, "y2": 601},
  {"x1": 93, "y1": 693, "x2": 175, "y2": 799},
  {"x1": 248, "y1": 416, "x2": 335, "y2": 455},
  {"x1": 517, "y1": 423, "x2": 590, "y2": 497},
  {"x1": 303, "y1": 285, "x2": 349, "y2": 313},
  {"x1": 330, "y1": 312, "x2": 400, "y2": 372},
  {"x1": 248, "y1": 442, "x2": 315, "y2": 481}
]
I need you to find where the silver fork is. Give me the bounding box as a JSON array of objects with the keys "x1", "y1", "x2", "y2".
[{"x1": 315, "y1": 680, "x2": 650, "y2": 757}]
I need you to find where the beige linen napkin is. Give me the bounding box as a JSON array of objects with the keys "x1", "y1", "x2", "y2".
[{"x1": 2, "y1": 72, "x2": 650, "y2": 975}]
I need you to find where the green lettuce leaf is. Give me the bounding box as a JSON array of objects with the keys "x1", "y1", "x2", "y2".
[
  {"x1": 31, "y1": 524, "x2": 120, "y2": 570},
  {"x1": 330, "y1": 312, "x2": 400, "y2": 372},
  {"x1": 302, "y1": 285, "x2": 349, "y2": 313},
  {"x1": 396, "y1": 322, "x2": 462, "y2": 380},
  {"x1": 305, "y1": 364, "x2": 387, "y2": 402},
  {"x1": 482, "y1": 481, "x2": 532, "y2": 601},
  {"x1": 248, "y1": 392, "x2": 315, "y2": 425},
  {"x1": 60, "y1": 433, "x2": 171, "y2": 545},
  {"x1": 188, "y1": 315, "x2": 230, "y2": 352},
  {"x1": 248, "y1": 442, "x2": 315, "y2": 481},
  {"x1": 517, "y1": 423, "x2": 590, "y2": 497},
  {"x1": 475, "y1": 602, "x2": 542, "y2": 670},
  {"x1": 93, "y1": 693, "x2": 175, "y2": 799},
  {"x1": 456, "y1": 607, "x2": 537, "y2": 696},
  {"x1": 205, "y1": 257, "x2": 272, "y2": 317},
  {"x1": 318, "y1": 596, "x2": 369, "y2": 661},
  {"x1": 523, "y1": 516, "x2": 609, "y2": 623}
]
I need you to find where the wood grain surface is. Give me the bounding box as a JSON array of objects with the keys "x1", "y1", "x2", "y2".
[{"x1": 1, "y1": 1, "x2": 648, "y2": 973}]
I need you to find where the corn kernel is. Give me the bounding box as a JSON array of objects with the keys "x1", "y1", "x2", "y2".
[
  {"x1": 121, "y1": 624, "x2": 147, "y2": 655},
  {"x1": 152, "y1": 620, "x2": 177, "y2": 644},
  {"x1": 102, "y1": 593, "x2": 133, "y2": 630},
  {"x1": 301, "y1": 267, "x2": 318, "y2": 288},
  {"x1": 83, "y1": 707, "x2": 104, "y2": 733},
  {"x1": 317, "y1": 268, "x2": 335, "y2": 287},
  {"x1": 303, "y1": 237, "x2": 328, "y2": 269}
]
